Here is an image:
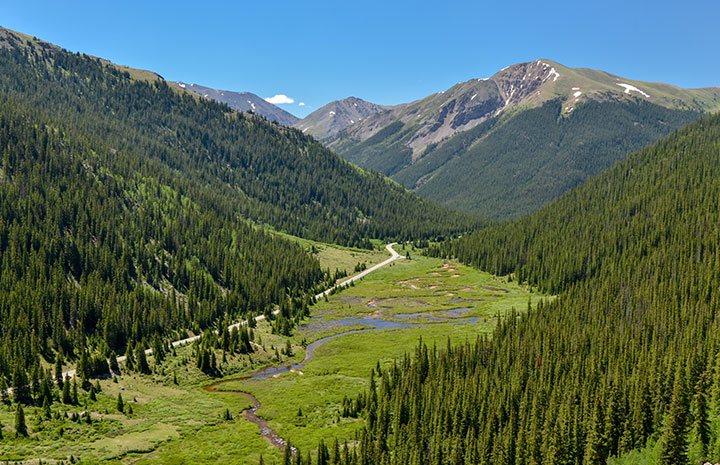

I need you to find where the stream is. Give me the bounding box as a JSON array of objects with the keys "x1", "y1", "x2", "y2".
[{"x1": 204, "y1": 312, "x2": 476, "y2": 450}]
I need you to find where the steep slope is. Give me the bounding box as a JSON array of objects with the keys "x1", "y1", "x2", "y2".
[
  {"x1": 0, "y1": 94, "x2": 324, "y2": 393},
  {"x1": 333, "y1": 113, "x2": 720, "y2": 465},
  {"x1": 293, "y1": 97, "x2": 389, "y2": 139},
  {"x1": 176, "y1": 81, "x2": 300, "y2": 126},
  {"x1": 410, "y1": 99, "x2": 702, "y2": 218},
  {"x1": 0, "y1": 25, "x2": 480, "y2": 249},
  {"x1": 329, "y1": 59, "x2": 720, "y2": 219},
  {"x1": 0, "y1": 24, "x2": 482, "y2": 391}
]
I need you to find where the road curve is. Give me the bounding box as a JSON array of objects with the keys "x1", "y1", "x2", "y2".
[{"x1": 59, "y1": 243, "x2": 404, "y2": 380}]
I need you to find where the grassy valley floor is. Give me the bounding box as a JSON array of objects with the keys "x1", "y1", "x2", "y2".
[{"x1": 0, "y1": 246, "x2": 543, "y2": 464}]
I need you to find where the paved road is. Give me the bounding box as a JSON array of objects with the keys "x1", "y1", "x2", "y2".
[{"x1": 59, "y1": 243, "x2": 404, "y2": 380}]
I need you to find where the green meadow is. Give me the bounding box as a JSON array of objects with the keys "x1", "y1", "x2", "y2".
[{"x1": 0, "y1": 245, "x2": 542, "y2": 464}]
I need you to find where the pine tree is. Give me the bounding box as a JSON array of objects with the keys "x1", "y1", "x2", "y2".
[
  {"x1": 72, "y1": 379, "x2": 79, "y2": 405},
  {"x1": 12, "y1": 360, "x2": 30, "y2": 404},
  {"x1": 136, "y1": 344, "x2": 150, "y2": 374},
  {"x1": 284, "y1": 441, "x2": 293, "y2": 465},
  {"x1": 711, "y1": 351, "x2": 720, "y2": 414},
  {"x1": 54, "y1": 355, "x2": 63, "y2": 388},
  {"x1": 14, "y1": 404, "x2": 28, "y2": 437},
  {"x1": 117, "y1": 393, "x2": 124, "y2": 413},
  {"x1": 109, "y1": 351, "x2": 119, "y2": 373},
  {"x1": 78, "y1": 350, "x2": 90, "y2": 382},
  {"x1": 0, "y1": 377, "x2": 9, "y2": 405},
  {"x1": 125, "y1": 344, "x2": 135, "y2": 372},
  {"x1": 693, "y1": 375, "x2": 711, "y2": 454},
  {"x1": 43, "y1": 396, "x2": 52, "y2": 419},
  {"x1": 61, "y1": 376, "x2": 71, "y2": 404},
  {"x1": 584, "y1": 397, "x2": 607, "y2": 465},
  {"x1": 659, "y1": 372, "x2": 690, "y2": 465},
  {"x1": 317, "y1": 438, "x2": 329, "y2": 465}
]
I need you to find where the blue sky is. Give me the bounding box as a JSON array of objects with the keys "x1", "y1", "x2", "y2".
[{"x1": 4, "y1": 0, "x2": 719, "y2": 118}]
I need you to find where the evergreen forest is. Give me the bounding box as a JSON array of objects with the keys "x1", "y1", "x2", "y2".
[
  {"x1": 300, "y1": 112, "x2": 720, "y2": 464},
  {"x1": 0, "y1": 29, "x2": 477, "y2": 406}
]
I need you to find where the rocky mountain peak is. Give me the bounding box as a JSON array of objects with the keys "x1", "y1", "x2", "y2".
[
  {"x1": 294, "y1": 97, "x2": 388, "y2": 139},
  {"x1": 491, "y1": 60, "x2": 562, "y2": 107}
]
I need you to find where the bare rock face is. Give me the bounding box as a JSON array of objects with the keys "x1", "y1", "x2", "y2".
[
  {"x1": 491, "y1": 60, "x2": 562, "y2": 107},
  {"x1": 403, "y1": 80, "x2": 505, "y2": 158}
]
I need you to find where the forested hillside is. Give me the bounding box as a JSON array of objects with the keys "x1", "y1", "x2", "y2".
[
  {"x1": 0, "y1": 95, "x2": 323, "y2": 399},
  {"x1": 0, "y1": 27, "x2": 479, "y2": 248},
  {"x1": 338, "y1": 97, "x2": 701, "y2": 219},
  {"x1": 298, "y1": 113, "x2": 720, "y2": 464},
  {"x1": 0, "y1": 26, "x2": 481, "y2": 404},
  {"x1": 408, "y1": 99, "x2": 701, "y2": 219}
]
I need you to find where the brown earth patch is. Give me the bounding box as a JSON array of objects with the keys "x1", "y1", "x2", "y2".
[
  {"x1": 368, "y1": 298, "x2": 391, "y2": 308},
  {"x1": 398, "y1": 281, "x2": 421, "y2": 290}
]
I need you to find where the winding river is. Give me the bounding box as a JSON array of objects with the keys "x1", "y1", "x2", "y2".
[{"x1": 204, "y1": 312, "x2": 476, "y2": 449}]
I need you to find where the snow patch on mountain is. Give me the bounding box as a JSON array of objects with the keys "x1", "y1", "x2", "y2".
[{"x1": 617, "y1": 83, "x2": 650, "y2": 98}]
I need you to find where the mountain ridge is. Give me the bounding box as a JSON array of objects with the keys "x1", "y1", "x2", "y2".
[
  {"x1": 325, "y1": 59, "x2": 719, "y2": 219},
  {"x1": 175, "y1": 82, "x2": 300, "y2": 126},
  {"x1": 330, "y1": 59, "x2": 720, "y2": 159}
]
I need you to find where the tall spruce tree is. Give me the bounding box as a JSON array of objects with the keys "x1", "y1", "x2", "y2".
[
  {"x1": 659, "y1": 371, "x2": 690, "y2": 465},
  {"x1": 11, "y1": 360, "x2": 30, "y2": 404},
  {"x1": 693, "y1": 374, "x2": 711, "y2": 454},
  {"x1": 135, "y1": 344, "x2": 150, "y2": 375},
  {"x1": 14, "y1": 404, "x2": 27, "y2": 437}
]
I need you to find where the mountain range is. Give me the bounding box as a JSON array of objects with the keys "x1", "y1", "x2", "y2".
[
  {"x1": 190, "y1": 59, "x2": 720, "y2": 219},
  {"x1": 325, "y1": 59, "x2": 720, "y2": 218},
  {"x1": 4, "y1": 20, "x2": 720, "y2": 465}
]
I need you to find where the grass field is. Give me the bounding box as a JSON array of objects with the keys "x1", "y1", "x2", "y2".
[
  {"x1": 200, "y1": 251, "x2": 540, "y2": 459},
  {"x1": 0, "y1": 246, "x2": 543, "y2": 464},
  {"x1": 272, "y1": 231, "x2": 388, "y2": 277}
]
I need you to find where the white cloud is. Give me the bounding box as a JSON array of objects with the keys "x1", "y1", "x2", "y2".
[
  {"x1": 265, "y1": 94, "x2": 295, "y2": 104},
  {"x1": 298, "y1": 102, "x2": 305, "y2": 106}
]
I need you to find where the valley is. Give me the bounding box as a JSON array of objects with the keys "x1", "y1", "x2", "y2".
[
  {"x1": 0, "y1": 243, "x2": 537, "y2": 464},
  {"x1": 1, "y1": 9, "x2": 720, "y2": 465}
]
